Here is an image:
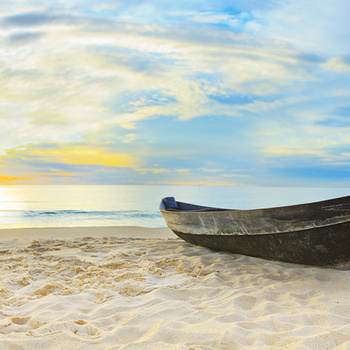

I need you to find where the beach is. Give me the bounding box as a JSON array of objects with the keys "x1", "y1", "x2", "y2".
[{"x1": 0, "y1": 227, "x2": 349, "y2": 349}]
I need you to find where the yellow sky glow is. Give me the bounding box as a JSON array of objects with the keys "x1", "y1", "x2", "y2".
[
  {"x1": 13, "y1": 145, "x2": 139, "y2": 168},
  {"x1": 0, "y1": 175, "x2": 34, "y2": 184},
  {"x1": 23, "y1": 172, "x2": 75, "y2": 176}
]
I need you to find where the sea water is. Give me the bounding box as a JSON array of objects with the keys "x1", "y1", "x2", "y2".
[{"x1": 0, "y1": 185, "x2": 348, "y2": 229}]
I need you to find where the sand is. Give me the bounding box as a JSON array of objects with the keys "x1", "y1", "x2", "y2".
[{"x1": 0, "y1": 227, "x2": 349, "y2": 349}]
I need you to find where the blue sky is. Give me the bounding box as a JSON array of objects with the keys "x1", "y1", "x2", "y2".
[{"x1": 1, "y1": 0, "x2": 350, "y2": 186}]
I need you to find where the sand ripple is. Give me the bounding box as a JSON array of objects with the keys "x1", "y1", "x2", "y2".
[{"x1": 0, "y1": 236, "x2": 349, "y2": 349}]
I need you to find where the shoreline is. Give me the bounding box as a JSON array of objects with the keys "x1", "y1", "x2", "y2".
[{"x1": 0, "y1": 226, "x2": 175, "y2": 244}]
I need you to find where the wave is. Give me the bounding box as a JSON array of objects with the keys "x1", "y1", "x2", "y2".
[
  {"x1": 0, "y1": 209, "x2": 165, "y2": 229},
  {"x1": 0, "y1": 209, "x2": 161, "y2": 219}
]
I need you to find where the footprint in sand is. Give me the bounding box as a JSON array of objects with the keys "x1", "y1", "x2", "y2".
[
  {"x1": 75, "y1": 319, "x2": 87, "y2": 325},
  {"x1": 11, "y1": 316, "x2": 31, "y2": 325}
]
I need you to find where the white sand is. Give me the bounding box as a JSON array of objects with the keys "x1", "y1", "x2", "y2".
[{"x1": 0, "y1": 226, "x2": 349, "y2": 349}]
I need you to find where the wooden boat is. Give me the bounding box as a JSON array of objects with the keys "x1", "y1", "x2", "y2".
[{"x1": 160, "y1": 196, "x2": 350, "y2": 267}]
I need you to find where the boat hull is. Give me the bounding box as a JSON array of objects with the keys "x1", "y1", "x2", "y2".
[
  {"x1": 160, "y1": 196, "x2": 350, "y2": 267},
  {"x1": 173, "y1": 222, "x2": 350, "y2": 267}
]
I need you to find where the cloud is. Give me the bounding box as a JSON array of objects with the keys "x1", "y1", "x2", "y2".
[
  {"x1": 118, "y1": 133, "x2": 138, "y2": 143},
  {"x1": 250, "y1": 0, "x2": 350, "y2": 55},
  {"x1": 24, "y1": 172, "x2": 75, "y2": 176},
  {"x1": 0, "y1": 1, "x2": 350, "y2": 186},
  {"x1": 0, "y1": 6, "x2": 315, "y2": 152},
  {"x1": 322, "y1": 57, "x2": 350, "y2": 72},
  {"x1": 0, "y1": 174, "x2": 34, "y2": 184},
  {"x1": 5, "y1": 32, "x2": 44, "y2": 45},
  {"x1": 147, "y1": 180, "x2": 244, "y2": 186},
  {"x1": 1, "y1": 11, "x2": 76, "y2": 27},
  {"x1": 136, "y1": 168, "x2": 190, "y2": 174},
  {"x1": 4, "y1": 143, "x2": 140, "y2": 168}
]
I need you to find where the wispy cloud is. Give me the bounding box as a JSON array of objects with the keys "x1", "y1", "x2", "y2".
[
  {"x1": 2, "y1": 11, "x2": 69, "y2": 27},
  {"x1": 322, "y1": 57, "x2": 350, "y2": 72},
  {"x1": 0, "y1": 0, "x2": 350, "y2": 185}
]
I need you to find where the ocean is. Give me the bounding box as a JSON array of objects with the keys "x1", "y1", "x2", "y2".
[{"x1": 0, "y1": 185, "x2": 348, "y2": 229}]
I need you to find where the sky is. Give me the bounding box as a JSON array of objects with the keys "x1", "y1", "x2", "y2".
[{"x1": 1, "y1": 0, "x2": 350, "y2": 186}]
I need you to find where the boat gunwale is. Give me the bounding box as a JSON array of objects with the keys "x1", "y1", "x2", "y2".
[
  {"x1": 160, "y1": 195, "x2": 350, "y2": 236},
  {"x1": 160, "y1": 194, "x2": 350, "y2": 214}
]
